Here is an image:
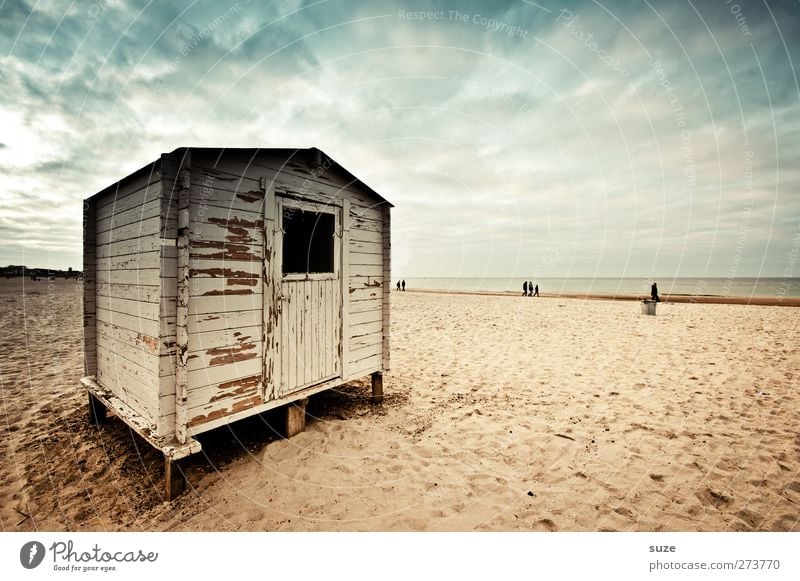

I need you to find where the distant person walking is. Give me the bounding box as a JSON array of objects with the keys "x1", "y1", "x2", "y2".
[
  {"x1": 401, "y1": 280, "x2": 406, "y2": 291},
  {"x1": 523, "y1": 281, "x2": 528, "y2": 296},
  {"x1": 396, "y1": 280, "x2": 401, "y2": 291},
  {"x1": 534, "y1": 283, "x2": 539, "y2": 297},
  {"x1": 651, "y1": 282, "x2": 660, "y2": 302}
]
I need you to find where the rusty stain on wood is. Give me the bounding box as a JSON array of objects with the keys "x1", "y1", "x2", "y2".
[
  {"x1": 207, "y1": 216, "x2": 264, "y2": 229},
  {"x1": 236, "y1": 190, "x2": 263, "y2": 204},
  {"x1": 226, "y1": 278, "x2": 258, "y2": 287},
  {"x1": 189, "y1": 392, "x2": 262, "y2": 427},
  {"x1": 136, "y1": 333, "x2": 160, "y2": 353},
  {"x1": 200, "y1": 288, "x2": 255, "y2": 296},
  {"x1": 190, "y1": 267, "x2": 255, "y2": 279},
  {"x1": 196, "y1": 169, "x2": 236, "y2": 182},
  {"x1": 207, "y1": 374, "x2": 262, "y2": 403},
  {"x1": 207, "y1": 342, "x2": 258, "y2": 366},
  {"x1": 190, "y1": 240, "x2": 261, "y2": 261}
]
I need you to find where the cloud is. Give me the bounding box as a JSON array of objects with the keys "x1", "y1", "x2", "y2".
[{"x1": 0, "y1": 0, "x2": 797, "y2": 276}]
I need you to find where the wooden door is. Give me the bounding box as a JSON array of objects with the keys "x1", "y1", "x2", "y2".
[{"x1": 272, "y1": 197, "x2": 342, "y2": 398}]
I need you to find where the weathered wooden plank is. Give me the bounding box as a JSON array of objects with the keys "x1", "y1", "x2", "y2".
[
  {"x1": 287, "y1": 282, "x2": 297, "y2": 394},
  {"x1": 350, "y1": 262, "x2": 383, "y2": 277},
  {"x1": 350, "y1": 251, "x2": 383, "y2": 266},
  {"x1": 186, "y1": 340, "x2": 262, "y2": 373},
  {"x1": 157, "y1": 412, "x2": 176, "y2": 439},
  {"x1": 308, "y1": 280, "x2": 315, "y2": 383},
  {"x1": 95, "y1": 361, "x2": 158, "y2": 425},
  {"x1": 349, "y1": 297, "x2": 382, "y2": 315},
  {"x1": 349, "y1": 227, "x2": 383, "y2": 244},
  {"x1": 96, "y1": 181, "x2": 162, "y2": 222},
  {"x1": 95, "y1": 267, "x2": 162, "y2": 286},
  {"x1": 341, "y1": 198, "x2": 351, "y2": 380},
  {"x1": 96, "y1": 306, "x2": 159, "y2": 336},
  {"x1": 174, "y1": 151, "x2": 192, "y2": 443},
  {"x1": 96, "y1": 250, "x2": 163, "y2": 273},
  {"x1": 83, "y1": 197, "x2": 98, "y2": 377},
  {"x1": 349, "y1": 204, "x2": 383, "y2": 223},
  {"x1": 218, "y1": 151, "x2": 380, "y2": 208},
  {"x1": 95, "y1": 235, "x2": 161, "y2": 258},
  {"x1": 186, "y1": 377, "x2": 262, "y2": 429},
  {"x1": 95, "y1": 164, "x2": 160, "y2": 212},
  {"x1": 349, "y1": 276, "x2": 383, "y2": 291},
  {"x1": 96, "y1": 338, "x2": 159, "y2": 380},
  {"x1": 189, "y1": 293, "x2": 262, "y2": 316},
  {"x1": 350, "y1": 319, "x2": 383, "y2": 339},
  {"x1": 187, "y1": 357, "x2": 262, "y2": 394},
  {"x1": 350, "y1": 240, "x2": 382, "y2": 255},
  {"x1": 188, "y1": 309, "x2": 262, "y2": 335},
  {"x1": 96, "y1": 197, "x2": 162, "y2": 234},
  {"x1": 190, "y1": 325, "x2": 261, "y2": 353},
  {"x1": 95, "y1": 216, "x2": 161, "y2": 245},
  {"x1": 347, "y1": 352, "x2": 382, "y2": 380},
  {"x1": 96, "y1": 282, "x2": 160, "y2": 303},
  {"x1": 187, "y1": 374, "x2": 261, "y2": 413},
  {"x1": 158, "y1": 154, "x2": 177, "y2": 439},
  {"x1": 189, "y1": 239, "x2": 263, "y2": 262},
  {"x1": 96, "y1": 348, "x2": 159, "y2": 412},
  {"x1": 349, "y1": 341, "x2": 382, "y2": 365},
  {"x1": 190, "y1": 204, "x2": 263, "y2": 239},
  {"x1": 264, "y1": 185, "x2": 279, "y2": 402},
  {"x1": 348, "y1": 287, "x2": 382, "y2": 302},
  {"x1": 196, "y1": 157, "x2": 345, "y2": 209},
  {"x1": 349, "y1": 215, "x2": 382, "y2": 233},
  {"x1": 350, "y1": 309, "x2": 382, "y2": 326},
  {"x1": 190, "y1": 169, "x2": 266, "y2": 212},
  {"x1": 381, "y1": 203, "x2": 391, "y2": 372},
  {"x1": 307, "y1": 280, "x2": 315, "y2": 385},
  {"x1": 189, "y1": 259, "x2": 261, "y2": 280},
  {"x1": 350, "y1": 332, "x2": 382, "y2": 352},
  {"x1": 323, "y1": 277, "x2": 331, "y2": 377},
  {"x1": 189, "y1": 277, "x2": 261, "y2": 297},
  {"x1": 159, "y1": 353, "x2": 176, "y2": 381},
  {"x1": 96, "y1": 295, "x2": 160, "y2": 321}
]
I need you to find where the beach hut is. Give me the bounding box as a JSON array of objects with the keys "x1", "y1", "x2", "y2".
[{"x1": 81, "y1": 147, "x2": 391, "y2": 499}]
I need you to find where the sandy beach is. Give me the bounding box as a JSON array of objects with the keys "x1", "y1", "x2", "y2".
[{"x1": 1, "y1": 278, "x2": 798, "y2": 532}]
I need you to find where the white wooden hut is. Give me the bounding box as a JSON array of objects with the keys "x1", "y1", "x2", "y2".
[{"x1": 81, "y1": 147, "x2": 391, "y2": 499}]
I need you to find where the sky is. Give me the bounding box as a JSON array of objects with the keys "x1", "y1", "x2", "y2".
[{"x1": 1, "y1": 0, "x2": 798, "y2": 278}]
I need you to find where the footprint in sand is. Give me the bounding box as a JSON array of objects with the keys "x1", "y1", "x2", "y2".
[
  {"x1": 735, "y1": 508, "x2": 763, "y2": 529},
  {"x1": 695, "y1": 487, "x2": 733, "y2": 509},
  {"x1": 613, "y1": 506, "x2": 634, "y2": 518},
  {"x1": 532, "y1": 518, "x2": 557, "y2": 531},
  {"x1": 772, "y1": 514, "x2": 799, "y2": 531}
]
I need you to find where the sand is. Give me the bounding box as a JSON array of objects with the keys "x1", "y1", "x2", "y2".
[{"x1": 1, "y1": 278, "x2": 798, "y2": 532}]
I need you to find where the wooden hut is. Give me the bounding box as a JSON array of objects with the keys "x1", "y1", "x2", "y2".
[{"x1": 81, "y1": 147, "x2": 391, "y2": 499}]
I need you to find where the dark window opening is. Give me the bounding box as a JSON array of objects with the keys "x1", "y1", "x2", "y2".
[{"x1": 282, "y1": 208, "x2": 335, "y2": 275}]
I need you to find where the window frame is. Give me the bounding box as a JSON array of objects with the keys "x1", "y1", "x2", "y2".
[{"x1": 278, "y1": 197, "x2": 340, "y2": 281}]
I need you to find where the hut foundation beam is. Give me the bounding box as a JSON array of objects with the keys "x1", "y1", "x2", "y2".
[
  {"x1": 164, "y1": 457, "x2": 185, "y2": 501},
  {"x1": 285, "y1": 398, "x2": 308, "y2": 438},
  {"x1": 371, "y1": 371, "x2": 384, "y2": 404}
]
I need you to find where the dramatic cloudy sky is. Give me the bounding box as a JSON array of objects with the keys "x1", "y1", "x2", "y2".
[{"x1": 1, "y1": 0, "x2": 798, "y2": 277}]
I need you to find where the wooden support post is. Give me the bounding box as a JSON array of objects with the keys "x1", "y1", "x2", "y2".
[
  {"x1": 285, "y1": 398, "x2": 308, "y2": 438},
  {"x1": 371, "y1": 371, "x2": 384, "y2": 405},
  {"x1": 164, "y1": 457, "x2": 185, "y2": 502},
  {"x1": 88, "y1": 392, "x2": 107, "y2": 425}
]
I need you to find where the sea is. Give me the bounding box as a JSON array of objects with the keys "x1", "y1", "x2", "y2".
[{"x1": 399, "y1": 277, "x2": 800, "y2": 299}]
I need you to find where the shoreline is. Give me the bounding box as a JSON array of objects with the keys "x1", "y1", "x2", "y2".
[{"x1": 403, "y1": 288, "x2": 800, "y2": 307}]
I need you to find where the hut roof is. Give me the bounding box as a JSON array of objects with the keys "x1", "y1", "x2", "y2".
[{"x1": 87, "y1": 147, "x2": 392, "y2": 207}]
